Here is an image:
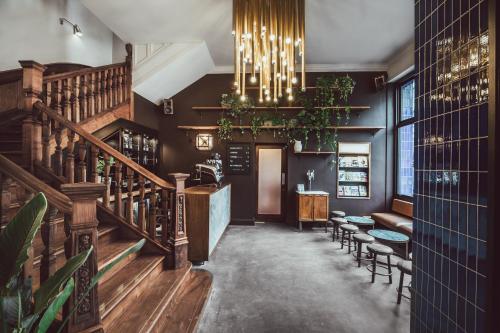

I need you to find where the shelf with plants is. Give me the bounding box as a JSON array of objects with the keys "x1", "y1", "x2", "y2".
[
  {"x1": 192, "y1": 105, "x2": 370, "y2": 111},
  {"x1": 294, "y1": 151, "x2": 335, "y2": 155}
]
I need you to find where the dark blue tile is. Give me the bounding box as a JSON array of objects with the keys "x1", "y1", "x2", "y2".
[
  {"x1": 467, "y1": 205, "x2": 478, "y2": 239},
  {"x1": 477, "y1": 206, "x2": 487, "y2": 241},
  {"x1": 467, "y1": 236, "x2": 477, "y2": 271},
  {"x1": 477, "y1": 240, "x2": 487, "y2": 276},
  {"x1": 469, "y1": 106, "x2": 479, "y2": 137},
  {"x1": 478, "y1": 138, "x2": 488, "y2": 171},
  {"x1": 466, "y1": 269, "x2": 477, "y2": 304},
  {"x1": 478, "y1": 173, "x2": 487, "y2": 206},
  {"x1": 468, "y1": 139, "x2": 478, "y2": 171},
  {"x1": 478, "y1": 103, "x2": 487, "y2": 136}
]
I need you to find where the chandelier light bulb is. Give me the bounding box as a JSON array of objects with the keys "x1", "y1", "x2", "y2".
[
  {"x1": 233, "y1": 0, "x2": 305, "y2": 101},
  {"x1": 288, "y1": 95, "x2": 294, "y2": 101},
  {"x1": 273, "y1": 98, "x2": 278, "y2": 103}
]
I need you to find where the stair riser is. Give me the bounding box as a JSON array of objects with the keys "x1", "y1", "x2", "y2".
[
  {"x1": 102, "y1": 259, "x2": 165, "y2": 331},
  {"x1": 98, "y1": 227, "x2": 121, "y2": 247},
  {"x1": 98, "y1": 251, "x2": 140, "y2": 286}
]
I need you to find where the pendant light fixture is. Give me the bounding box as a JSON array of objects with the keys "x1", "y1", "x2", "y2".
[{"x1": 232, "y1": 0, "x2": 305, "y2": 103}]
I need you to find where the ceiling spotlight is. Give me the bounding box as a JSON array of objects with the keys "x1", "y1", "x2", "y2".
[{"x1": 59, "y1": 17, "x2": 82, "y2": 37}]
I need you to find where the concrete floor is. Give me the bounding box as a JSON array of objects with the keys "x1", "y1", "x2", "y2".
[{"x1": 196, "y1": 223, "x2": 411, "y2": 333}]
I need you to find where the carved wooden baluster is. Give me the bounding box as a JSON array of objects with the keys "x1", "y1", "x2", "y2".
[
  {"x1": 73, "y1": 75, "x2": 81, "y2": 123},
  {"x1": 108, "y1": 69, "x2": 114, "y2": 108},
  {"x1": 114, "y1": 160, "x2": 123, "y2": 217},
  {"x1": 103, "y1": 153, "x2": 111, "y2": 207},
  {"x1": 40, "y1": 205, "x2": 58, "y2": 282},
  {"x1": 54, "y1": 80, "x2": 63, "y2": 116},
  {"x1": 126, "y1": 167, "x2": 134, "y2": 225},
  {"x1": 90, "y1": 146, "x2": 99, "y2": 183},
  {"x1": 0, "y1": 173, "x2": 13, "y2": 230},
  {"x1": 161, "y1": 189, "x2": 169, "y2": 245},
  {"x1": 78, "y1": 137, "x2": 87, "y2": 182},
  {"x1": 54, "y1": 122, "x2": 63, "y2": 176},
  {"x1": 41, "y1": 113, "x2": 51, "y2": 169},
  {"x1": 111, "y1": 68, "x2": 118, "y2": 107},
  {"x1": 138, "y1": 175, "x2": 146, "y2": 232},
  {"x1": 81, "y1": 74, "x2": 88, "y2": 121},
  {"x1": 102, "y1": 70, "x2": 108, "y2": 110},
  {"x1": 45, "y1": 80, "x2": 52, "y2": 108},
  {"x1": 66, "y1": 131, "x2": 76, "y2": 183},
  {"x1": 89, "y1": 72, "x2": 96, "y2": 117},
  {"x1": 117, "y1": 67, "x2": 123, "y2": 104},
  {"x1": 63, "y1": 78, "x2": 72, "y2": 121},
  {"x1": 149, "y1": 183, "x2": 157, "y2": 240},
  {"x1": 122, "y1": 65, "x2": 128, "y2": 101},
  {"x1": 96, "y1": 71, "x2": 102, "y2": 114}
]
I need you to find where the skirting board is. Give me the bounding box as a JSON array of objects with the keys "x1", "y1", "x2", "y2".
[{"x1": 230, "y1": 218, "x2": 255, "y2": 226}]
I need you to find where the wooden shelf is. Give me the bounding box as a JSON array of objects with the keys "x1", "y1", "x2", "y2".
[
  {"x1": 177, "y1": 125, "x2": 385, "y2": 133},
  {"x1": 294, "y1": 151, "x2": 335, "y2": 155},
  {"x1": 192, "y1": 105, "x2": 370, "y2": 111}
]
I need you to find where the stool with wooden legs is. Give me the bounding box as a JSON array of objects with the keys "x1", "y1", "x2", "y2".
[
  {"x1": 339, "y1": 224, "x2": 359, "y2": 253},
  {"x1": 331, "y1": 217, "x2": 348, "y2": 241},
  {"x1": 396, "y1": 260, "x2": 412, "y2": 304},
  {"x1": 352, "y1": 233, "x2": 375, "y2": 267}
]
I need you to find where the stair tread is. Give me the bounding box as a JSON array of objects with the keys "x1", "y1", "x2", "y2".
[
  {"x1": 97, "y1": 239, "x2": 139, "y2": 269},
  {"x1": 159, "y1": 270, "x2": 213, "y2": 333},
  {"x1": 105, "y1": 264, "x2": 191, "y2": 333},
  {"x1": 99, "y1": 254, "x2": 164, "y2": 318}
]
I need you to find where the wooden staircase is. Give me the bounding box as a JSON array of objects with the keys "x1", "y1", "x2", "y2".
[{"x1": 0, "y1": 53, "x2": 212, "y2": 333}]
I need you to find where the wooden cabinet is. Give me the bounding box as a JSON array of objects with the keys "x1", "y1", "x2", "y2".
[{"x1": 296, "y1": 191, "x2": 329, "y2": 231}]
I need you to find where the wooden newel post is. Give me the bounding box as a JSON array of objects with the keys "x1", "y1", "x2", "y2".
[
  {"x1": 19, "y1": 61, "x2": 46, "y2": 172},
  {"x1": 168, "y1": 173, "x2": 189, "y2": 269},
  {"x1": 61, "y1": 183, "x2": 106, "y2": 333}
]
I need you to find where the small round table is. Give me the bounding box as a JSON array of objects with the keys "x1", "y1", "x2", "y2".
[
  {"x1": 345, "y1": 216, "x2": 375, "y2": 228},
  {"x1": 367, "y1": 229, "x2": 410, "y2": 259}
]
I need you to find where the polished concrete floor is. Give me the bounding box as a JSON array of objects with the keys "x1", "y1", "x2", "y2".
[{"x1": 196, "y1": 223, "x2": 411, "y2": 333}]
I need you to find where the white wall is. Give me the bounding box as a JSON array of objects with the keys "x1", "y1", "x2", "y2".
[
  {"x1": 112, "y1": 33, "x2": 127, "y2": 63},
  {"x1": 0, "y1": 0, "x2": 116, "y2": 71}
]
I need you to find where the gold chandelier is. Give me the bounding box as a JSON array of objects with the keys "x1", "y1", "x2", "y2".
[{"x1": 232, "y1": 0, "x2": 305, "y2": 103}]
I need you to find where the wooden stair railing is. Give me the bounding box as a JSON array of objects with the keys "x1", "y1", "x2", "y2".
[
  {"x1": 0, "y1": 153, "x2": 105, "y2": 332},
  {"x1": 41, "y1": 61, "x2": 130, "y2": 124},
  {"x1": 32, "y1": 101, "x2": 190, "y2": 269}
]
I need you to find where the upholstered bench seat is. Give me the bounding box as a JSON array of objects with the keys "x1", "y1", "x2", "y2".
[
  {"x1": 371, "y1": 199, "x2": 413, "y2": 237},
  {"x1": 371, "y1": 212, "x2": 412, "y2": 237}
]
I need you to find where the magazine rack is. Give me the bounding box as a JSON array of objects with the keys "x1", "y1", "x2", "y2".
[{"x1": 337, "y1": 142, "x2": 371, "y2": 199}]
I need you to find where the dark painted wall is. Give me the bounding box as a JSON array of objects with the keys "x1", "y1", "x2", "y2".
[
  {"x1": 412, "y1": 0, "x2": 489, "y2": 332},
  {"x1": 134, "y1": 72, "x2": 394, "y2": 226}
]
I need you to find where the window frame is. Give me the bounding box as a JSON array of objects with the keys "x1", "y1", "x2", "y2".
[{"x1": 394, "y1": 74, "x2": 416, "y2": 202}]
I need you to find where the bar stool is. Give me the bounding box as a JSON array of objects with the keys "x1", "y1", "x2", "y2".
[
  {"x1": 330, "y1": 217, "x2": 347, "y2": 241},
  {"x1": 367, "y1": 243, "x2": 393, "y2": 283},
  {"x1": 340, "y1": 224, "x2": 359, "y2": 253},
  {"x1": 352, "y1": 234, "x2": 375, "y2": 267},
  {"x1": 397, "y1": 260, "x2": 412, "y2": 304},
  {"x1": 331, "y1": 210, "x2": 346, "y2": 218}
]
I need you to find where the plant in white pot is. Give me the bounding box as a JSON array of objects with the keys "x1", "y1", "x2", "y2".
[{"x1": 293, "y1": 140, "x2": 303, "y2": 153}]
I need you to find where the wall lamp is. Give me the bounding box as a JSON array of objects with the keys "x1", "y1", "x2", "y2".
[
  {"x1": 196, "y1": 133, "x2": 214, "y2": 151},
  {"x1": 59, "y1": 17, "x2": 83, "y2": 37}
]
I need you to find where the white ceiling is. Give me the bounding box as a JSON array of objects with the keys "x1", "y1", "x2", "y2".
[{"x1": 81, "y1": 0, "x2": 414, "y2": 70}]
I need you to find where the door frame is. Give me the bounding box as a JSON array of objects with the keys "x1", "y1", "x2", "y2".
[{"x1": 255, "y1": 144, "x2": 287, "y2": 222}]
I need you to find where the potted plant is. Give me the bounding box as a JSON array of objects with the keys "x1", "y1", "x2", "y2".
[
  {"x1": 0, "y1": 192, "x2": 145, "y2": 333},
  {"x1": 217, "y1": 117, "x2": 233, "y2": 141}
]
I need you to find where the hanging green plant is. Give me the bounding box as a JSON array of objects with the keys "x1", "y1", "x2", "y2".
[
  {"x1": 220, "y1": 93, "x2": 254, "y2": 119},
  {"x1": 217, "y1": 117, "x2": 233, "y2": 141},
  {"x1": 250, "y1": 114, "x2": 265, "y2": 140}
]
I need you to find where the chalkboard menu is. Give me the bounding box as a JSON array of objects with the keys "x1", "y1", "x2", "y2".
[{"x1": 227, "y1": 143, "x2": 251, "y2": 175}]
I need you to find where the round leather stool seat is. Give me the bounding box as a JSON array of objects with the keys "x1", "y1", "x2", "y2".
[
  {"x1": 331, "y1": 210, "x2": 346, "y2": 217},
  {"x1": 367, "y1": 243, "x2": 394, "y2": 255},
  {"x1": 330, "y1": 217, "x2": 348, "y2": 224},
  {"x1": 397, "y1": 260, "x2": 412, "y2": 274},
  {"x1": 340, "y1": 224, "x2": 359, "y2": 233},
  {"x1": 353, "y1": 233, "x2": 375, "y2": 243}
]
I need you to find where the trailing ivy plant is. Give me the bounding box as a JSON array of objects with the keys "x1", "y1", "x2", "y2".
[
  {"x1": 217, "y1": 117, "x2": 233, "y2": 141},
  {"x1": 220, "y1": 93, "x2": 254, "y2": 119},
  {"x1": 250, "y1": 113, "x2": 264, "y2": 140}
]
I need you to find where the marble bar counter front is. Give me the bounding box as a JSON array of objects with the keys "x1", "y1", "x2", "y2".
[{"x1": 185, "y1": 183, "x2": 231, "y2": 263}]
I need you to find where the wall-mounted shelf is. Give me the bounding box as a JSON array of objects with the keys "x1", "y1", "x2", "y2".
[
  {"x1": 294, "y1": 151, "x2": 335, "y2": 155},
  {"x1": 337, "y1": 142, "x2": 371, "y2": 200},
  {"x1": 192, "y1": 106, "x2": 370, "y2": 111},
  {"x1": 178, "y1": 125, "x2": 385, "y2": 134}
]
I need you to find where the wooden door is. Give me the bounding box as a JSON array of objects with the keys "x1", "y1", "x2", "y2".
[
  {"x1": 313, "y1": 195, "x2": 328, "y2": 221},
  {"x1": 298, "y1": 195, "x2": 314, "y2": 221},
  {"x1": 256, "y1": 145, "x2": 287, "y2": 222}
]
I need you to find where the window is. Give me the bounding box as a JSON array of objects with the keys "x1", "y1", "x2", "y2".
[{"x1": 396, "y1": 78, "x2": 416, "y2": 199}]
